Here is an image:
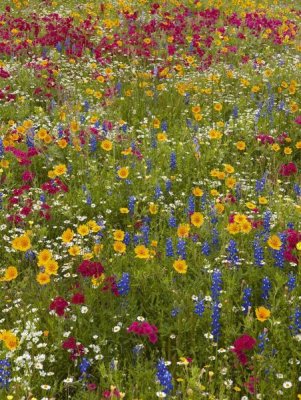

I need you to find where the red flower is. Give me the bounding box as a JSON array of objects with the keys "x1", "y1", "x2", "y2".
[
  {"x1": 71, "y1": 292, "x2": 85, "y2": 305},
  {"x1": 50, "y1": 296, "x2": 68, "y2": 317},
  {"x1": 231, "y1": 334, "x2": 256, "y2": 365}
]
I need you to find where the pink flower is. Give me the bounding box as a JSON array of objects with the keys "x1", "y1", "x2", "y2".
[{"x1": 231, "y1": 334, "x2": 256, "y2": 365}]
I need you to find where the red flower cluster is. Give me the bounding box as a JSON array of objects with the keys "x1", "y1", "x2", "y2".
[
  {"x1": 231, "y1": 334, "x2": 256, "y2": 365},
  {"x1": 77, "y1": 260, "x2": 104, "y2": 278},
  {"x1": 283, "y1": 229, "x2": 301, "y2": 263},
  {"x1": 49, "y1": 292, "x2": 85, "y2": 317},
  {"x1": 127, "y1": 321, "x2": 158, "y2": 343},
  {"x1": 279, "y1": 162, "x2": 298, "y2": 177},
  {"x1": 62, "y1": 337, "x2": 85, "y2": 360}
]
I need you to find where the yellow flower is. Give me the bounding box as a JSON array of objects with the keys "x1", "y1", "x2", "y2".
[
  {"x1": 258, "y1": 196, "x2": 268, "y2": 205},
  {"x1": 214, "y1": 102, "x2": 222, "y2": 111},
  {"x1": 173, "y1": 259, "x2": 188, "y2": 274},
  {"x1": 3, "y1": 332, "x2": 19, "y2": 351},
  {"x1": 157, "y1": 133, "x2": 167, "y2": 142},
  {"x1": 120, "y1": 207, "x2": 129, "y2": 214},
  {"x1": 77, "y1": 224, "x2": 90, "y2": 236},
  {"x1": 70, "y1": 120, "x2": 79, "y2": 132},
  {"x1": 209, "y1": 129, "x2": 223, "y2": 139},
  {"x1": 245, "y1": 202, "x2": 256, "y2": 210},
  {"x1": 11, "y1": 234, "x2": 31, "y2": 251},
  {"x1": 68, "y1": 245, "x2": 81, "y2": 256},
  {"x1": 267, "y1": 235, "x2": 282, "y2": 250},
  {"x1": 296, "y1": 242, "x2": 301, "y2": 251},
  {"x1": 210, "y1": 189, "x2": 220, "y2": 197},
  {"x1": 240, "y1": 220, "x2": 252, "y2": 234},
  {"x1": 226, "y1": 223, "x2": 240, "y2": 234},
  {"x1": 190, "y1": 212, "x2": 204, "y2": 228},
  {"x1": 284, "y1": 147, "x2": 292, "y2": 155},
  {"x1": 61, "y1": 228, "x2": 74, "y2": 243},
  {"x1": 3, "y1": 266, "x2": 18, "y2": 282},
  {"x1": 215, "y1": 203, "x2": 224, "y2": 214},
  {"x1": 234, "y1": 214, "x2": 247, "y2": 224},
  {"x1": 225, "y1": 177, "x2": 236, "y2": 189},
  {"x1": 101, "y1": 140, "x2": 113, "y2": 151},
  {"x1": 149, "y1": 202, "x2": 158, "y2": 214},
  {"x1": 113, "y1": 230, "x2": 125, "y2": 241},
  {"x1": 192, "y1": 187, "x2": 203, "y2": 197},
  {"x1": 177, "y1": 224, "x2": 190, "y2": 238},
  {"x1": 255, "y1": 306, "x2": 271, "y2": 322},
  {"x1": 54, "y1": 163, "x2": 67, "y2": 176},
  {"x1": 113, "y1": 241, "x2": 126, "y2": 253},
  {"x1": 45, "y1": 259, "x2": 59, "y2": 275},
  {"x1": 36, "y1": 272, "x2": 51, "y2": 285},
  {"x1": 224, "y1": 164, "x2": 234, "y2": 173},
  {"x1": 57, "y1": 138, "x2": 68, "y2": 149},
  {"x1": 37, "y1": 249, "x2": 52, "y2": 267},
  {"x1": 236, "y1": 141, "x2": 246, "y2": 151},
  {"x1": 134, "y1": 245, "x2": 150, "y2": 259},
  {"x1": 118, "y1": 167, "x2": 129, "y2": 179},
  {"x1": 271, "y1": 143, "x2": 280, "y2": 151}
]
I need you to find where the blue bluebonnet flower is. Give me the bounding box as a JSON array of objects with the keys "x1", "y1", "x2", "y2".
[
  {"x1": 211, "y1": 227, "x2": 219, "y2": 247},
  {"x1": 156, "y1": 359, "x2": 173, "y2": 394},
  {"x1": 166, "y1": 238, "x2": 174, "y2": 257},
  {"x1": 253, "y1": 239, "x2": 264, "y2": 267},
  {"x1": 211, "y1": 301, "x2": 221, "y2": 342},
  {"x1": 287, "y1": 274, "x2": 296, "y2": 292},
  {"x1": 89, "y1": 135, "x2": 97, "y2": 152},
  {"x1": 272, "y1": 233, "x2": 286, "y2": 268},
  {"x1": 177, "y1": 239, "x2": 186, "y2": 259},
  {"x1": 123, "y1": 232, "x2": 131, "y2": 246},
  {"x1": 165, "y1": 179, "x2": 172, "y2": 192},
  {"x1": 293, "y1": 184, "x2": 301, "y2": 197},
  {"x1": 242, "y1": 287, "x2": 252, "y2": 315},
  {"x1": 168, "y1": 213, "x2": 177, "y2": 228},
  {"x1": 161, "y1": 121, "x2": 168, "y2": 131},
  {"x1": 154, "y1": 185, "x2": 163, "y2": 200},
  {"x1": 170, "y1": 152, "x2": 177, "y2": 170},
  {"x1": 194, "y1": 299, "x2": 205, "y2": 317},
  {"x1": 117, "y1": 273, "x2": 130, "y2": 296},
  {"x1": 258, "y1": 331, "x2": 268, "y2": 353},
  {"x1": 201, "y1": 241, "x2": 210, "y2": 256},
  {"x1": 226, "y1": 240, "x2": 240, "y2": 266},
  {"x1": 188, "y1": 195, "x2": 195, "y2": 213},
  {"x1": 261, "y1": 276, "x2": 271, "y2": 303},
  {"x1": 0, "y1": 359, "x2": 11, "y2": 389},
  {"x1": 171, "y1": 308, "x2": 180, "y2": 317},
  {"x1": 233, "y1": 105, "x2": 239, "y2": 118},
  {"x1": 141, "y1": 223, "x2": 150, "y2": 245},
  {"x1": 263, "y1": 211, "x2": 272, "y2": 238},
  {"x1": 79, "y1": 358, "x2": 90, "y2": 380},
  {"x1": 211, "y1": 269, "x2": 222, "y2": 302},
  {"x1": 289, "y1": 308, "x2": 301, "y2": 335},
  {"x1": 128, "y1": 196, "x2": 136, "y2": 216}
]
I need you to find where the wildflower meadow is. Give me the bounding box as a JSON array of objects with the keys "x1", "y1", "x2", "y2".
[{"x1": 0, "y1": 0, "x2": 300, "y2": 399}]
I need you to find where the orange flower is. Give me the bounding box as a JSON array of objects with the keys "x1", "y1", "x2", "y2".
[
  {"x1": 177, "y1": 224, "x2": 190, "y2": 238},
  {"x1": 134, "y1": 245, "x2": 150, "y2": 259},
  {"x1": 61, "y1": 228, "x2": 74, "y2": 243},
  {"x1": 101, "y1": 140, "x2": 113, "y2": 151},
  {"x1": 3, "y1": 266, "x2": 18, "y2": 282},
  {"x1": 267, "y1": 235, "x2": 282, "y2": 250},
  {"x1": 255, "y1": 306, "x2": 271, "y2": 322},
  {"x1": 36, "y1": 272, "x2": 51, "y2": 285},
  {"x1": 113, "y1": 241, "x2": 126, "y2": 253},
  {"x1": 173, "y1": 259, "x2": 188, "y2": 274},
  {"x1": 118, "y1": 167, "x2": 129, "y2": 179},
  {"x1": 190, "y1": 212, "x2": 204, "y2": 228},
  {"x1": 11, "y1": 234, "x2": 31, "y2": 251}
]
